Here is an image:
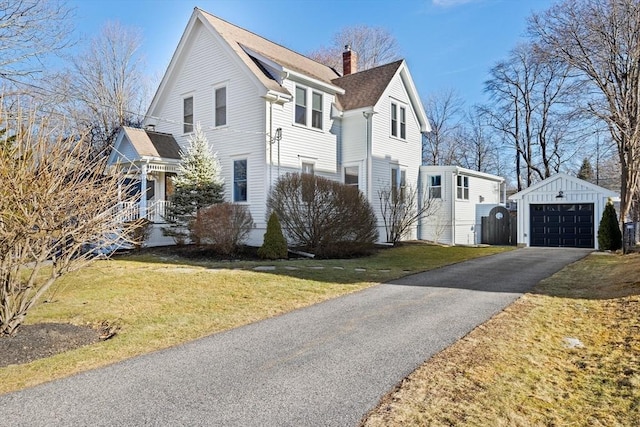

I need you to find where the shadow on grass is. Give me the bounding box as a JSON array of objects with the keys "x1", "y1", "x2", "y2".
[{"x1": 111, "y1": 243, "x2": 517, "y2": 288}]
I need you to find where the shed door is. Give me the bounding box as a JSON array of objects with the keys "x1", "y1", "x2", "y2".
[{"x1": 530, "y1": 204, "x2": 594, "y2": 248}]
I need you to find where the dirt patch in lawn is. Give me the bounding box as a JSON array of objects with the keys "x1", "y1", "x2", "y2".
[{"x1": 0, "y1": 323, "x2": 101, "y2": 368}]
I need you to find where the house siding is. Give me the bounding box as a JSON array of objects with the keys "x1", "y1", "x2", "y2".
[
  {"x1": 140, "y1": 10, "x2": 431, "y2": 247},
  {"x1": 148, "y1": 21, "x2": 268, "y2": 243},
  {"x1": 419, "y1": 166, "x2": 504, "y2": 245},
  {"x1": 370, "y1": 73, "x2": 423, "y2": 240},
  {"x1": 271, "y1": 79, "x2": 339, "y2": 181}
]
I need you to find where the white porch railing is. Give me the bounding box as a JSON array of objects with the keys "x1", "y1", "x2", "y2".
[
  {"x1": 116, "y1": 200, "x2": 170, "y2": 223},
  {"x1": 147, "y1": 200, "x2": 170, "y2": 223}
]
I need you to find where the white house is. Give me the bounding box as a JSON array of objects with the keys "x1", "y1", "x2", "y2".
[
  {"x1": 418, "y1": 166, "x2": 506, "y2": 245},
  {"x1": 509, "y1": 173, "x2": 619, "y2": 249},
  {"x1": 108, "y1": 7, "x2": 430, "y2": 246}
]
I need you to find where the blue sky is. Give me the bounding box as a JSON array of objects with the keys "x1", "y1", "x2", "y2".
[{"x1": 69, "y1": 0, "x2": 556, "y2": 108}]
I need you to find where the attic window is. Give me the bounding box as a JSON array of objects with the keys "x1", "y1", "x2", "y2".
[
  {"x1": 183, "y1": 96, "x2": 193, "y2": 133},
  {"x1": 390, "y1": 102, "x2": 406, "y2": 140},
  {"x1": 391, "y1": 103, "x2": 397, "y2": 137},
  {"x1": 214, "y1": 85, "x2": 227, "y2": 127}
]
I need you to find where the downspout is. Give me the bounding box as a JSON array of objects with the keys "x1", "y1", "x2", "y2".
[
  {"x1": 268, "y1": 98, "x2": 274, "y2": 187},
  {"x1": 451, "y1": 171, "x2": 456, "y2": 245},
  {"x1": 363, "y1": 110, "x2": 375, "y2": 201}
]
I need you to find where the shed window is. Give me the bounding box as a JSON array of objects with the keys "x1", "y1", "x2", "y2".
[
  {"x1": 429, "y1": 175, "x2": 442, "y2": 199},
  {"x1": 457, "y1": 175, "x2": 469, "y2": 200}
]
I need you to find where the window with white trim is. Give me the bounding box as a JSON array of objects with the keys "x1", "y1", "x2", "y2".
[
  {"x1": 429, "y1": 175, "x2": 442, "y2": 199},
  {"x1": 391, "y1": 103, "x2": 398, "y2": 137},
  {"x1": 390, "y1": 101, "x2": 406, "y2": 140},
  {"x1": 457, "y1": 175, "x2": 469, "y2": 200},
  {"x1": 295, "y1": 86, "x2": 307, "y2": 125},
  {"x1": 301, "y1": 162, "x2": 315, "y2": 175},
  {"x1": 391, "y1": 166, "x2": 406, "y2": 201},
  {"x1": 183, "y1": 96, "x2": 193, "y2": 133},
  {"x1": 233, "y1": 159, "x2": 247, "y2": 202},
  {"x1": 311, "y1": 92, "x2": 322, "y2": 129},
  {"x1": 295, "y1": 86, "x2": 324, "y2": 130},
  {"x1": 344, "y1": 166, "x2": 359, "y2": 188},
  {"x1": 214, "y1": 85, "x2": 227, "y2": 127}
]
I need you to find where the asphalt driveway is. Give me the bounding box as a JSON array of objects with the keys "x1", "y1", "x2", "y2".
[{"x1": 0, "y1": 247, "x2": 590, "y2": 426}]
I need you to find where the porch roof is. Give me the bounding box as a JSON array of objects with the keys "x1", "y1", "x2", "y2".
[
  {"x1": 108, "y1": 127, "x2": 182, "y2": 172},
  {"x1": 124, "y1": 127, "x2": 181, "y2": 160}
]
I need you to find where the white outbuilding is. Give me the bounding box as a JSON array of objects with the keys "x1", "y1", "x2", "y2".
[{"x1": 509, "y1": 173, "x2": 619, "y2": 249}]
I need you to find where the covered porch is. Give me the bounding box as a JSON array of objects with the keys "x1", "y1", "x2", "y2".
[{"x1": 108, "y1": 127, "x2": 182, "y2": 224}]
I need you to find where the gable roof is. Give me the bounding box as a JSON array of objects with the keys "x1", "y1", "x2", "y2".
[
  {"x1": 147, "y1": 8, "x2": 343, "y2": 116},
  {"x1": 332, "y1": 60, "x2": 403, "y2": 110},
  {"x1": 108, "y1": 127, "x2": 182, "y2": 167},
  {"x1": 509, "y1": 173, "x2": 619, "y2": 200},
  {"x1": 147, "y1": 8, "x2": 430, "y2": 133},
  {"x1": 124, "y1": 127, "x2": 181, "y2": 160}
]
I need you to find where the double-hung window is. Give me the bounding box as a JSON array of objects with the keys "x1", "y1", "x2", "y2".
[
  {"x1": 390, "y1": 102, "x2": 406, "y2": 140},
  {"x1": 429, "y1": 175, "x2": 442, "y2": 199},
  {"x1": 214, "y1": 85, "x2": 227, "y2": 127},
  {"x1": 295, "y1": 86, "x2": 307, "y2": 126},
  {"x1": 183, "y1": 96, "x2": 193, "y2": 133},
  {"x1": 233, "y1": 159, "x2": 247, "y2": 202},
  {"x1": 391, "y1": 103, "x2": 398, "y2": 137},
  {"x1": 296, "y1": 86, "x2": 323, "y2": 130},
  {"x1": 457, "y1": 175, "x2": 469, "y2": 200},
  {"x1": 311, "y1": 92, "x2": 322, "y2": 129}
]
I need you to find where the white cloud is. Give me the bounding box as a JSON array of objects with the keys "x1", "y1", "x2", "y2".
[{"x1": 432, "y1": 0, "x2": 482, "y2": 7}]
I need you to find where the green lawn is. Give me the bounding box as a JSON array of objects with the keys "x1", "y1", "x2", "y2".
[{"x1": 0, "y1": 243, "x2": 510, "y2": 395}]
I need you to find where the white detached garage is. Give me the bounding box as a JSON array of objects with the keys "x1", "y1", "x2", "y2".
[{"x1": 509, "y1": 173, "x2": 619, "y2": 249}]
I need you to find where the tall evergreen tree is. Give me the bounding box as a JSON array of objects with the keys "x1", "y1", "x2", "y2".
[
  {"x1": 577, "y1": 158, "x2": 594, "y2": 182},
  {"x1": 164, "y1": 123, "x2": 224, "y2": 244}
]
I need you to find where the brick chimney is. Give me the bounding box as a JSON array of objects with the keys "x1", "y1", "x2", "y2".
[{"x1": 342, "y1": 45, "x2": 357, "y2": 76}]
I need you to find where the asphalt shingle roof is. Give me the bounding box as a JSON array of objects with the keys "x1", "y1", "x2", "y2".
[
  {"x1": 198, "y1": 8, "x2": 341, "y2": 95},
  {"x1": 332, "y1": 60, "x2": 403, "y2": 110},
  {"x1": 123, "y1": 127, "x2": 181, "y2": 160}
]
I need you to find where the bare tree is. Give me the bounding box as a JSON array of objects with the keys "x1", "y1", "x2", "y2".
[
  {"x1": 66, "y1": 21, "x2": 147, "y2": 154},
  {"x1": 422, "y1": 89, "x2": 465, "y2": 166},
  {"x1": 529, "y1": 0, "x2": 640, "y2": 221},
  {"x1": 0, "y1": 0, "x2": 73, "y2": 85},
  {"x1": 484, "y1": 43, "x2": 577, "y2": 190},
  {"x1": 456, "y1": 108, "x2": 501, "y2": 174},
  {"x1": 308, "y1": 25, "x2": 401, "y2": 73},
  {"x1": 378, "y1": 184, "x2": 439, "y2": 244},
  {"x1": 0, "y1": 101, "x2": 140, "y2": 337}
]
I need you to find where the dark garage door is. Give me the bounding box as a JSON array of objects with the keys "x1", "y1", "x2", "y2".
[{"x1": 530, "y1": 203, "x2": 594, "y2": 248}]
